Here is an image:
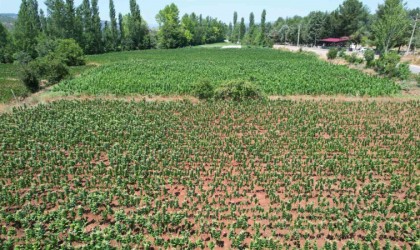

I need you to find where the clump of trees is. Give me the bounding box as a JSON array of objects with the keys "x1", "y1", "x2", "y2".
[
  {"x1": 228, "y1": 10, "x2": 271, "y2": 47},
  {"x1": 156, "y1": 4, "x2": 226, "y2": 49},
  {"x1": 1, "y1": 0, "x2": 228, "y2": 62},
  {"x1": 265, "y1": 0, "x2": 418, "y2": 55}
]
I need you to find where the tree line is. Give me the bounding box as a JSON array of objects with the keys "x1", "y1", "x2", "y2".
[
  {"x1": 1, "y1": 0, "x2": 419, "y2": 64},
  {"x1": 273, "y1": 0, "x2": 419, "y2": 53},
  {"x1": 0, "y1": 0, "x2": 227, "y2": 63},
  {"x1": 228, "y1": 0, "x2": 419, "y2": 54}
]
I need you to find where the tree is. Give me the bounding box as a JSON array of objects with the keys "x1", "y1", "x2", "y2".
[
  {"x1": 45, "y1": 0, "x2": 66, "y2": 38},
  {"x1": 243, "y1": 12, "x2": 256, "y2": 45},
  {"x1": 39, "y1": 9, "x2": 47, "y2": 33},
  {"x1": 91, "y1": 0, "x2": 103, "y2": 54},
  {"x1": 232, "y1": 11, "x2": 239, "y2": 42},
  {"x1": 156, "y1": 3, "x2": 185, "y2": 48},
  {"x1": 0, "y1": 23, "x2": 14, "y2": 63},
  {"x1": 257, "y1": 9, "x2": 267, "y2": 46},
  {"x1": 118, "y1": 13, "x2": 125, "y2": 49},
  {"x1": 128, "y1": 0, "x2": 143, "y2": 50},
  {"x1": 335, "y1": 0, "x2": 369, "y2": 37},
  {"x1": 80, "y1": 0, "x2": 94, "y2": 54},
  {"x1": 14, "y1": 0, "x2": 41, "y2": 58},
  {"x1": 372, "y1": 0, "x2": 410, "y2": 54},
  {"x1": 64, "y1": 0, "x2": 76, "y2": 39},
  {"x1": 181, "y1": 14, "x2": 196, "y2": 46},
  {"x1": 307, "y1": 11, "x2": 328, "y2": 46},
  {"x1": 109, "y1": 0, "x2": 118, "y2": 51},
  {"x1": 239, "y1": 18, "x2": 246, "y2": 41}
]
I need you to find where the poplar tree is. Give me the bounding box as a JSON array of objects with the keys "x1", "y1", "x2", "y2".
[
  {"x1": 118, "y1": 13, "x2": 125, "y2": 49},
  {"x1": 239, "y1": 17, "x2": 246, "y2": 40},
  {"x1": 259, "y1": 9, "x2": 267, "y2": 46},
  {"x1": 91, "y1": 0, "x2": 103, "y2": 54},
  {"x1": 128, "y1": 0, "x2": 143, "y2": 49},
  {"x1": 65, "y1": 0, "x2": 76, "y2": 39},
  {"x1": 45, "y1": 0, "x2": 66, "y2": 38},
  {"x1": 14, "y1": 0, "x2": 41, "y2": 58},
  {"x1": 109, "y1": 0, "x2": 118, "y2": 50}
]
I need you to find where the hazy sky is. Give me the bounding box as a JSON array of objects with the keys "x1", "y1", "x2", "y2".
[{"x1": 0, "y1": 0, "x2": 418, "y2": 26}]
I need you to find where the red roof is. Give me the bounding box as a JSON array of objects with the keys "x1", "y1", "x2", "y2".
[{"x1": 320, "y1": 37, "x2": 350, "y2": 43}]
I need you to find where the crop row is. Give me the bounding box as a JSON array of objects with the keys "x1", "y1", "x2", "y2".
[
  {"x1": 53, "y1": 49, "x2": 401, "y2": 96},
  {"x1": 0, "y1": 100, "x2": 419, "y2": 249}
]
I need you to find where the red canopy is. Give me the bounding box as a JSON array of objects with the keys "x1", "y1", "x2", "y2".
[{"x1": 320, "y1": 37, "x2": 350, "y2": 43}]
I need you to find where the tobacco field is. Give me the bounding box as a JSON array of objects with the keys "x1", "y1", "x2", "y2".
[
  {"x1": 53, "y1": 49, "x2": 400, "y2": 96},
  {"x1": 0, "y1": 100, "x2": 419, "y2": 249}
]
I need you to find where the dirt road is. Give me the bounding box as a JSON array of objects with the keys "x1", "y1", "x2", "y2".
[{"x1": 274, "y1": 45, "x2": 420, "y2": 74}]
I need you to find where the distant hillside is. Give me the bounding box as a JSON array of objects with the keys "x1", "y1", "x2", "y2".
[{"x1": 0, "y1": 13, "x2": 18, "y2": 30}]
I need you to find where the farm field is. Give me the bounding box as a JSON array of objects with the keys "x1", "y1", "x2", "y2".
[
  {"x1": 0, "y1": 64, "x2": 29, "y2": 103},
  {"x1": 53, "y1": 48, "x2": 401, "y2": 96},
  {"x1": 1, "y1": 100, "x2": 419, "y2": 249}
]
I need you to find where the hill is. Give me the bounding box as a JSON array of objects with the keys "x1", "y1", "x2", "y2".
[{"x1": 0, "y1": 13, "x2": 18, "y2": 30}]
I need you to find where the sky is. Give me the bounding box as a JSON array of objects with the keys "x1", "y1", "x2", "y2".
[{"x1": 0, "y1": 0, "x2": 418, "y2": 26}]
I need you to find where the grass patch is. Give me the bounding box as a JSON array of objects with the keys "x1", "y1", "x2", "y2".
[{"x1": 0, "y1": 78, "x2": 29, "y2": 103}]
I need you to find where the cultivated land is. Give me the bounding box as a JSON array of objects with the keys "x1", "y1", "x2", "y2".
[
  {"x1": 53, "y1": 48, "x2": 400, "y2": 97},
  {"x1": 1, "y1": 47, "x2": 419, "y2": 249},
  {"x1": 0, "y1": 100, "x2": 419, "y2": 249}
]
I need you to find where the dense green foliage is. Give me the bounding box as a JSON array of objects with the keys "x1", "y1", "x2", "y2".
[
  {"x1": 29, "y1": 56, "x2": 69, "y2": 85},
  {"x1": 0, "y1": 100, "x2": 418, "y2": 248},
  {"x1": 53, "y1": 39, "x2": 85, "y2": 66},
  {"x1": 19, "y1": 66, "x2": 39, "y2": 92},
  {"x1": 375, "y1": 52, "x2": 410, "y2": 80},
  {"x1": 372, "y1": 0, "x2": 410, "y2": 54},
  {"x1": 364, "y1": 49, "x2": 375, "y2": 67},
  {"x1": 54, "y1": 48, "x2": 400, "y2": 96},
  {"x1": 214, "y1": 80, "x2": 265, "y2": 101},
  {"x1": 327, "y1": 48, "x2": 338, "y2": 60},
  {"x1": 0, "y1": 79, "x2": 29, "y2": 103},
  {"x1": 192, "y1": 79, "x2": 214, "y2": 100}
]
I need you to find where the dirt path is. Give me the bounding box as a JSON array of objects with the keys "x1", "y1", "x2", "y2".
[
  {"x1": 274, "y1": 45, "x2": 420, "y2": 74},
  {"x1": 2, "y1": 92, "x2": 419, "y2": 114},
  {"x1": 0, "y1": 92, "x2": 200, "y2": 114}
]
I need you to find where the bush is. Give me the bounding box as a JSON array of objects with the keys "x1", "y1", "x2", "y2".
[
  {"x1": 327, "y1": 48, "x2": 338, "y2": 60},
  {"x1": 214, "y1": 80, "x2": 265, "y2": 101},
  {"x1": 346, "y1": 53, "x2": 364, "y2": 64},
  {"x1": 13, "y1": 52, "x2": 33, "y2": 65},
  {"x1": 54, "y1": 39, "x2": 85, "y2": 66},
  {"x1": 375, "y1": 52, "x2": 401, "y2": 78},
  {"x1": 20, "y1": 67, "x2": 39, "y2": 93},
  {"x1": 193, "y1": 79, "x2": 214, "y2": 100},
  {"x1": 364, "y1": 50, "x2": 375, "y2": 68},
  {"x1": 30, "y1": 56, "x2": 70, "y2": 85},
  {"x1": 338, "y1": 49, "x2": 346, "y2": 58},
  {"x1": 396, "y1": 63, "x2": 410, "y2": 80},
  {"x1": 416, "y1": 75, "x2": 420, "y2": 86}
]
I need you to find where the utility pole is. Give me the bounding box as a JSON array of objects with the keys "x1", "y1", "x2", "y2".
[
  {"x1": 407, "y1": 14, "x2": 418, "y2": 55},
  {"x1": 297, "y1": 24, "x2": 301, "y2": 47}
]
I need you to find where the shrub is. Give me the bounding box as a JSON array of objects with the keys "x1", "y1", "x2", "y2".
[
  {"x1": 375, "y1": 52, "x2": 402, "y2": 78},
  {"x1": 396, "y1": 63, "x2": 410, "y2": 80},
  {"x1": 13, "y1": 51, "x2": 33, "y2": 65},
  {"x1": 30, "y1": 56, "x2": 70, "y2": 85},
  {"x1": 214, "y1": 80, "x2": 265, "y2": 101},
  {"x1": 327, "y1": 48, "x2": 338, "y2": 60},
  {"x1": 20, "y1": 67, "x2": 39, "y2": 92},
  {"x1": 364, "y1": 50, "x2": 375, "y2": 68},
  {"x1": 346, "y1": 53, "x2": 364, "y2": 64},
  {"x1": 338, "y1": 49, "x2": 346, "y2": 58},
  {"x1": 54, "y1": 39, "x2": 85, "y2": 66},
  {"x1": 416, "y1": 74, "x2": 420, "y2": 86},
  {"x1": 193, "y1": 79, "x2": 214, "y2": 100}
]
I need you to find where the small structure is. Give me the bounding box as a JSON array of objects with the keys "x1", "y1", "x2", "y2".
[{"x1": 319, "y1": 37, "x2": 350, "y2": 47}]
